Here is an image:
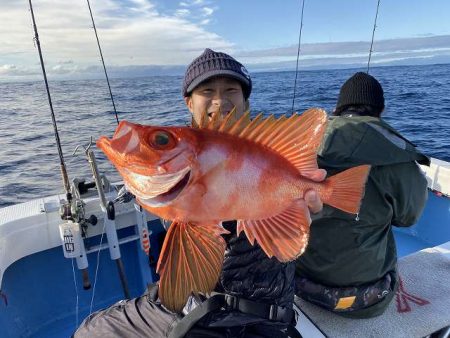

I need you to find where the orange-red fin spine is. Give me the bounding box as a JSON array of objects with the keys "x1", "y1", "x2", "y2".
[
  {"x1": 157, "y1": 221, "x2": 228, "y2": 312},
  {"x1": 239, "y1": 112, "x2": 264, "y2": 138},
  {"x1": 202, "y1": 108, "x2": 327, "y2": 174},
  {"x1": 263, "y1": 108, "x2": 327, "y2": 173},
  {"x1": 228, "y1": 110, "x2": 252, "y2": 135},
  {"x1": 322, "y1": 165, "x2": 371, "y2": 214},
  {"x1": 199, "y1": 109, "x2": 209, "y2": 128},
  {"x1": 218, "y1": 107, "x2": 237, "y2": 132},
  {"x1": 207, "y1": 107, "x2": 222, "y2": 130},
  {"x1": 253, "y1": 115, "x2": 285, "y2": 143},
  {"x1": 237, "y1": 199, "x2": 311, "y2": 262}
]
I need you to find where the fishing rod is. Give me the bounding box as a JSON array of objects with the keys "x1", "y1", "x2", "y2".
[
  {"x1": 86, "y1": 0, "x2": 119, "y2": 124},
  {"x1": 86, "y1": 147, "x2": 130, "y2": 299},
  {"x1": 82, "y1": 0, "x2": 134, "y2": 301},
  {"x1": 28, "y1": 0, "x2": 92, "y2": 290},
  {"x1": 367, "y1": 0, "x2": 381, "y2": 73},
  {"x1": 291, "y1": 0, "x2": 306, "y2": 113},
  {"x1": 28, "y1": 0, "x2": 72, "y2": 205}
]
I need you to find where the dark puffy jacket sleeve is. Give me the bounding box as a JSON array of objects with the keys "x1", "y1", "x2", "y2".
[
  {"x1": 218, "y1": 221, "x2": 295, "y2": 308},
  {"x1": 384, "y1": 161, "x2": 428, "y2": 227}
]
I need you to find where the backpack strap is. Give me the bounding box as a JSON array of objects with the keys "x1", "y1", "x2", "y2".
[
  {"x1": 168, "y1": 294, "x2": 224, "y2": 338},
  {"x1": 224, "y1": 294, "x2": 295, "y2": 323},
  {"x1": 168, "y1": 293, "x2": 302, "y2": 338}
]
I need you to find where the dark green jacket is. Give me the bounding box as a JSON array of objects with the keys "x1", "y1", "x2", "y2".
[{"x1": 295, "y1": 115, "x2": 429, "y2": 317}]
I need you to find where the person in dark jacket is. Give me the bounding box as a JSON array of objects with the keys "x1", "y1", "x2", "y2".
[
  {"x1": 74, "y1": 49, "x2": 323, "y2": 338},
  {"x1": 295, "y1": 72, "x2": 430, "y2": 319}
]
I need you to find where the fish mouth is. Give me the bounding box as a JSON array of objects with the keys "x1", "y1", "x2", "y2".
[
  {"x1": 143, "y1": 169, "x2": 191, "y2": 207},
  {"x1": 123, "y1": 166, "x2": 191, "y2": 207}
]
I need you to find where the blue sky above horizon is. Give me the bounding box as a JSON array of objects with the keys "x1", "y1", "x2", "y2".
[{"x1": 1, "y1": 0, "x2": 450, "y2": 80}]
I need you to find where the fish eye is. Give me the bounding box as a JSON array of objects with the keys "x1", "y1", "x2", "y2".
[
  {"x1": 150, "y1": 130, "x2": 175, "y2": 149},
  {"x1": 155, "y1": 132, "x2": 169, "y2": 146}
]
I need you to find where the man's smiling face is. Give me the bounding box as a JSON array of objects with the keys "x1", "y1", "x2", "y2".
[{"x1": 185, "y1": 76, "x2": 246, "y2": 126}]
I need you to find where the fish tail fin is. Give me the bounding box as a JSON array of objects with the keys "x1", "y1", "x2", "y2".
[
  {"x1": 322, "y1": 165, "x2": 371, "y2": 214},
  {"x1": 157, "y1": 221, "x2": 228, "y2": 312}
]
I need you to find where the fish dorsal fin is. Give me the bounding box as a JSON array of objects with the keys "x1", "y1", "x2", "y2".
[
  {"x1": 201, "y1": 108, "x2": 327, "y2": 174},
  {"x1": 227, "y1": 110, "x2": 251, "y2": 135},
  {"x1": 193, "y1": 108, "x2": 251, "y2": 131},
  {"x1": 157, "y1": 221, "x2": 228, "y2": 312},
  {"x1": 237, "y1": 199, "x2": 311, "y2": 262},
  {"x1": 255, "y1": 108, "x2": 327, "y2": 173}
]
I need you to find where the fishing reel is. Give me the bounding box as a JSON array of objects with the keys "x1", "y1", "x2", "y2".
[
  {"x1": 58, "y1": 179, "x2": 98, "y2": 227},
  {"x1": 61, "y1": 178, "x2": 98, "y2": 237}
]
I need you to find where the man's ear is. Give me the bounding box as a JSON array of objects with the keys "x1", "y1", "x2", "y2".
[
  {"x1": 185, "y1": 96, "x2": 193, "y2": 113},
  {"x1": 244, "y1": 99, "x2": 250, "y2": 111}
]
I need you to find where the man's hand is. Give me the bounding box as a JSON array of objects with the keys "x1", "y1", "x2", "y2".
[
  {"x1": 305, "y1": 190, "x2": 323, "y2": 214},
  {"x1": 302, "y1": 168, "x2": 326, "y2": 214}
]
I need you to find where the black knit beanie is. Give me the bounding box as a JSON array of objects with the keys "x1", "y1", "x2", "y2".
[
  {"x1": 336, "y1": 72, "x2": 385, "y2": 110},
  {"x1": 182, "y1": 48, "x2": 252, "y2": 99}
]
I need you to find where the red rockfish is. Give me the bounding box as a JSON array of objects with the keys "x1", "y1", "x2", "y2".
[{"x1": 97, "y1": 108, "x2": 370, "y2": 311}]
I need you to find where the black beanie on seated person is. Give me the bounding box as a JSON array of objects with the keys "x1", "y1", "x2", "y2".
[{"x1": 336, "y1": 72, "x2": 385, "y2": 110}]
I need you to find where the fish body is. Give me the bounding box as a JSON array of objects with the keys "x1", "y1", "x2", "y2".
[
  {"x1": 146, "y1": 128, "x2": 313, "y2": 221},
  {"x1": 97, "y1": 108, "x2": 370, "y2": 311}
]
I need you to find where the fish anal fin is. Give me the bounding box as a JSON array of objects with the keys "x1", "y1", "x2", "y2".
[
  {"x1": 237, "y1": 199, "x2": 311, "y2": 262},
  {"x1": 157, "y1": 221, "x2": 228, "y2": 312}
]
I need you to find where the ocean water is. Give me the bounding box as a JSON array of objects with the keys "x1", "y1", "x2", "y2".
[{"x1": 0, "y1": 64, "x2": 449, "y2": 208}]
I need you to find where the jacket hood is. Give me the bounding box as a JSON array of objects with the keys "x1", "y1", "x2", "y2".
[{"x1": 318, "y1": 115, "x2": 430, "y2": 168}]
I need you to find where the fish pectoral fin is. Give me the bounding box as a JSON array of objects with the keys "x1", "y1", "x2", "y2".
[
  {"x1": 237, "y1": 199, "x2": 311, "y2": 262},
  {"x1": 156, "y1": 221, "x2": 228, "y2": 312}
]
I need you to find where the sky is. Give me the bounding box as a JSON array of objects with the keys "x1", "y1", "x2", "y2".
[{"x1": 1, "y1": 0, "x2": 450, "y2": 81}]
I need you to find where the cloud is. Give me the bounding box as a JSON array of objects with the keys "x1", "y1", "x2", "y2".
[
  {"x1": 237, "y1": 35, "x2": 450, "y2": 58},
  {"x1": 175, "y1": 0, "x2": 215, "y2": 25},
  {"x1": 0, "y1": 0, "x2": 230, "y2": 78},
  {"x1": 0, "y1": 64, "x2": 40, "y2": 76},
  {"x1": 3, "y1": 1, "x2": 449, "y2": 80},
  {"x1": 175, "y1": 9, "x2": 190, "y2": 17},
  {"x1": 201, "y1": 7, "x2": 214, "y2": 16},
  {"x1": 235, "y1": 35, "x2": 450, "y2": 69}
]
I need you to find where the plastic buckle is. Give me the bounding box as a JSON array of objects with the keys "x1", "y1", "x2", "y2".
[
  {"x1": 269, "y1": 304, "x2": 278, "y2": 321},
  {"x1": 225, "y1": 294, "x2": 239, "y2": 310}
]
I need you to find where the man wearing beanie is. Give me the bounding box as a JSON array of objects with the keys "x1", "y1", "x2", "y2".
[
  {"x1": 74, "y1": 49, "x2": 322, "y2": 338},
  {"x1": 295, "y1": 72, "x2": 429, "y2": 319},
  {"x1": 182, "y1": 48, "x2": 252, "y2": 126}
]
